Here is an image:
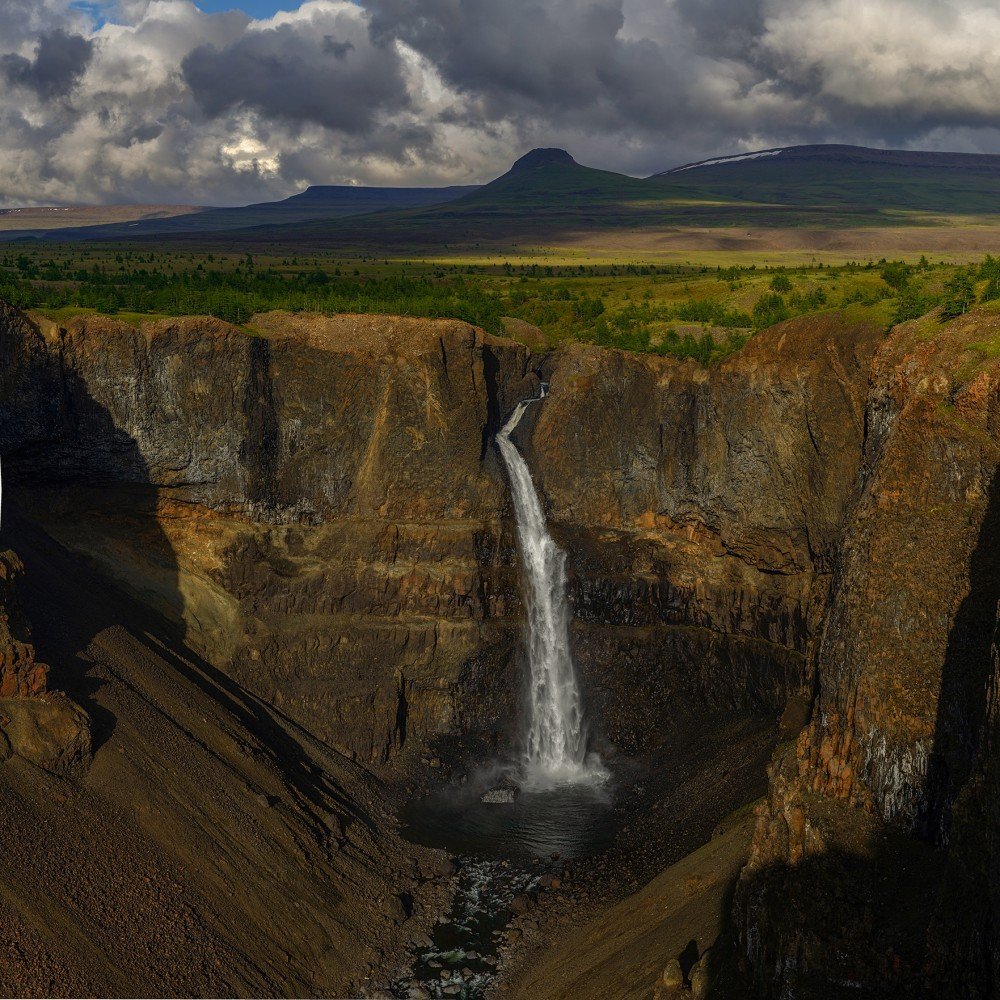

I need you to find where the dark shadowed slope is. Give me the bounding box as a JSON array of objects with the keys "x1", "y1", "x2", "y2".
[
  {"x1": 5, "y1": 184, "x2": 478, "y2": 242},
  {"x1": 0, "y1": 511, "x2": 429, "y2": 998}
]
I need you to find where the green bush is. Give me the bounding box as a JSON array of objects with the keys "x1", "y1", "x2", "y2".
[
  {"x1": 880, "y1": 260, "x2": 911, "y2": 292},
  {"x1": 752, "y1": 292, "x2": 789, "y2": 328}
]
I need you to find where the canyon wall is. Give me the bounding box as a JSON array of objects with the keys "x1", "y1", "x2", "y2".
[
  {"x1": 736, "y1": 308, "x2": 1000, "y2": 998},
  {"x1": 0, "y1": 306, "x2": 534, "y2": 760},
  {"x1": 6, "y1": 298, "x2": 997, "y2": 991},
  {"x1": 0, "y1": 305, "x2": 880, "y2": 764},
  {"x1": 531, "y1": 313, "x2": 881, "y2": 749}
]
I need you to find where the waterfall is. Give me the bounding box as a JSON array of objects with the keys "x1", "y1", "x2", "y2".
[{"x1": 497, "y1": 388, "x2": 599, "y2": 783}]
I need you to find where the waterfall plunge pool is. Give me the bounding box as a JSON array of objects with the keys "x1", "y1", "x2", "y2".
[
  {"x1": 400, "y1": 767, "x2": 615, "y2": 862},
  {"x1": 393, "y1": 767, "x2": 618, "y2": 999}
]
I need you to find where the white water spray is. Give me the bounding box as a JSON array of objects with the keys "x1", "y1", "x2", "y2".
[{"x1": 497, "y1": 388, "x2": 600, "y2": 784}]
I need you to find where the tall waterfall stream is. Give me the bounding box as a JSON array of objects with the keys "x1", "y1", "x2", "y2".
[{"x1": 496, "y1": 388, "x2": 601, "y2": 783}]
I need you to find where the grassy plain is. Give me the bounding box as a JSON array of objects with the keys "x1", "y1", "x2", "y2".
[{"x1": 2, "y1": 241, "x2": 999, "y2": 364}]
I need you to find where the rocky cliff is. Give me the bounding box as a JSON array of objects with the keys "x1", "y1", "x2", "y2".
[
  {"x1": 0, "y1": 305, "x2": 880, "y2": 765},
  {"x1": 531, "y1": 312, "x2": 881, "y2": 749},
  {"x1": 0, "y1": 306, "x2": 536, "y2": 761},
  {"x1": 7, "y1": 298, "x2": 995, "y2": 996},
  {"x1": 0, "y1": 548, "x2": 90, "y2": 771},
  {"x1": 736, "y1": 308, "x2": 1000, "y2": 998}
]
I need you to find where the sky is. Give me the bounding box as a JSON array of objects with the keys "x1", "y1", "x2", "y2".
[
  {"x1": 2, "y1": 0, "x2": 1000, "y2": 207},
  {"x1": 156, "y1": 1, "x2": 293, "y2": 15}
]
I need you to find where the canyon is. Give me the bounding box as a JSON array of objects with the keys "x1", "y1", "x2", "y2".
[{"x1": 0, "y1": 298, "x2": 997, "y2": 998}]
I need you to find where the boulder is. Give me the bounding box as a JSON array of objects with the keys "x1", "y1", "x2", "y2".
[
  {"x1": 689, "y1": 951, "x2": 711, "y2": 998},
  {"x1": 0, "y1": 695, "x2": 91, "y2": 772},
  {"x1": 661, "y1": 958, "x2": 683, "y2": 991},
  {"x1": 481, "y1": 775, "x2": 521, "y2": 804}
]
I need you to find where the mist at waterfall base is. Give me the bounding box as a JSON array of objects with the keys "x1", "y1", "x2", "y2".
[{"x1": 401, "y1": 761, "x2": 615, "y2": 860}]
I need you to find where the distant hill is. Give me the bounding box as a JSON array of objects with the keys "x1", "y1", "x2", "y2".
[
  {"x1": 3, "y1": 184, "x2": 478, "y2": 242},
  {"x1": 441, "y1": 148, "x2": 650, "y2": 210},
  {"x1": 651, "y1": 144, "x2": 1000, "y2": 214},
  {"x1": 247, "y1": 148, "x2": 658, "y2": 250},
  {"x1": 7, "y1": 143, "x2": 1000, "y2": 255},
  {"x1": 223, "y1": 143, "x2": 1000, "y2": 253},
  {"x1": 0, "y1": 203, "x2": 203, "y2": 236}
]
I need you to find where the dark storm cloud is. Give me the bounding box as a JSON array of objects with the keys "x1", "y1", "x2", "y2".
[
  {"x1": 363, "y1": 0, "x2": 801, "y2": 164},
  {"x1": 672, "y1": 0, "x2": 766, "y2": 60},
  {"x1": 1, "y1": 29, "x2": 94, "y2": 99},
  {"x1": 323, "y1": 37, "x2": 355, "y2": 59},
  {"x1": 368, "y1": 0, "x2": 673, "y2": 122},
  {"x1": 127, "y1": 122, "x2": 165, "y2": 145},
  {"x1": 182, "y1": 14, "x2": 409, "y2": 134},
  {"x1": 364, "y1": 0, "x2": 1000, "y2": 173}
]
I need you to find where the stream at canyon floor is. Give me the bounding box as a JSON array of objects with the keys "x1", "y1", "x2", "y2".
[{"x1": 394, "y1": 771, "x2": 616, "y2": 998}]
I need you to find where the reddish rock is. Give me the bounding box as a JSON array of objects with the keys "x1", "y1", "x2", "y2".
[{"x1": 737, "y1": 307, "x2": 1000, "y2": 998}]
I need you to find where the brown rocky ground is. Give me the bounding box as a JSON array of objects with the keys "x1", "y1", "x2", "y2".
[
  {"x1": 0, "y1": 516, "x2": 453, "y2": 998},
  {"x1": 502, "y1": 807, "x2": 757, "y2": 1000}
]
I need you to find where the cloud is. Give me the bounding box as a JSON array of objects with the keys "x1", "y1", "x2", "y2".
[
  {"x1": 2, "y1": 29, "x2": 94, "y2": 98},
  {"x1": 758, "y1": 0, "x2": 1000, "y2": 129},
  {"x1": 181, "y1": 4, "x2": 409, "y2": 133},
  {"x1": 0, "y1": 0, "x2": 998, "y2": 206}
]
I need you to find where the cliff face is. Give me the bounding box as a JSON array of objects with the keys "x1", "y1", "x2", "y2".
[
  {"x1": 1, "y1": 308, "x2": 535, "y2": 760},
  {"x1": 736, "y1": 309, "x2": 1000, "y2": 998},
  {"x1": 0, "y1": 306, "x2": 880, "y2": 763},
  {"x1": 531, "y1": 313, "x2": 881, "y2": 748},
  {"x1": 0, "y1": 548, "x2": 90, "y2": 770},
  {"x1": 0, "y1": 551, "x2": 47, "y2": 700}
]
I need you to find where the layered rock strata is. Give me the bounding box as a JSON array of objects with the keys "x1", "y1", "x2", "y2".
[
  {"x1": 529, "y1": 313, "x2": 882, "y2": 749},
  {"x1": 0, "y1": 306, "x2": 881, "y2": 763}
]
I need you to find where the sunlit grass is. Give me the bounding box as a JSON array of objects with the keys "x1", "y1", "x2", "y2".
[{"x1": 3, "y1": 246, "x2": 997, "y2": 365}]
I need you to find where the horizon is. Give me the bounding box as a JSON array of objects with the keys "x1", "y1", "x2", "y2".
[{"x1": 9, "y1": 138, "x2": 1000, "y2": 211}]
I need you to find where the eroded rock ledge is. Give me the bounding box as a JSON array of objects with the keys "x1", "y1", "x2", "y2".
[{"x1": 0, "y1": 548, "x2": 90, "y2": 770}]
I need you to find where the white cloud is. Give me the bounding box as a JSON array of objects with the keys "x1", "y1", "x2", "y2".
[{"x1": 760, "y1": 0, "x2": 1000, "y2": 119}]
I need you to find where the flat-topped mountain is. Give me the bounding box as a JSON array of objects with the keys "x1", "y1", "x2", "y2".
[
  {"x1": 507, "y1": 147, "x2": 578, "y2": 172},
  {"x1": 3, "y1": 182, "x2": 478, "y2": 242},
  {"x1": 651, "y1": 142, "x2": 1000, "y2": 213}
]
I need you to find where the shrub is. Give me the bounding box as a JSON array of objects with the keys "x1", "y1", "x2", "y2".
[
  {"x1": 752, "y1": 292, "x2": 789, "y2": 328},
  {"x1": 880, "y1": 260, "x2": 911, "y2": 292}
]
